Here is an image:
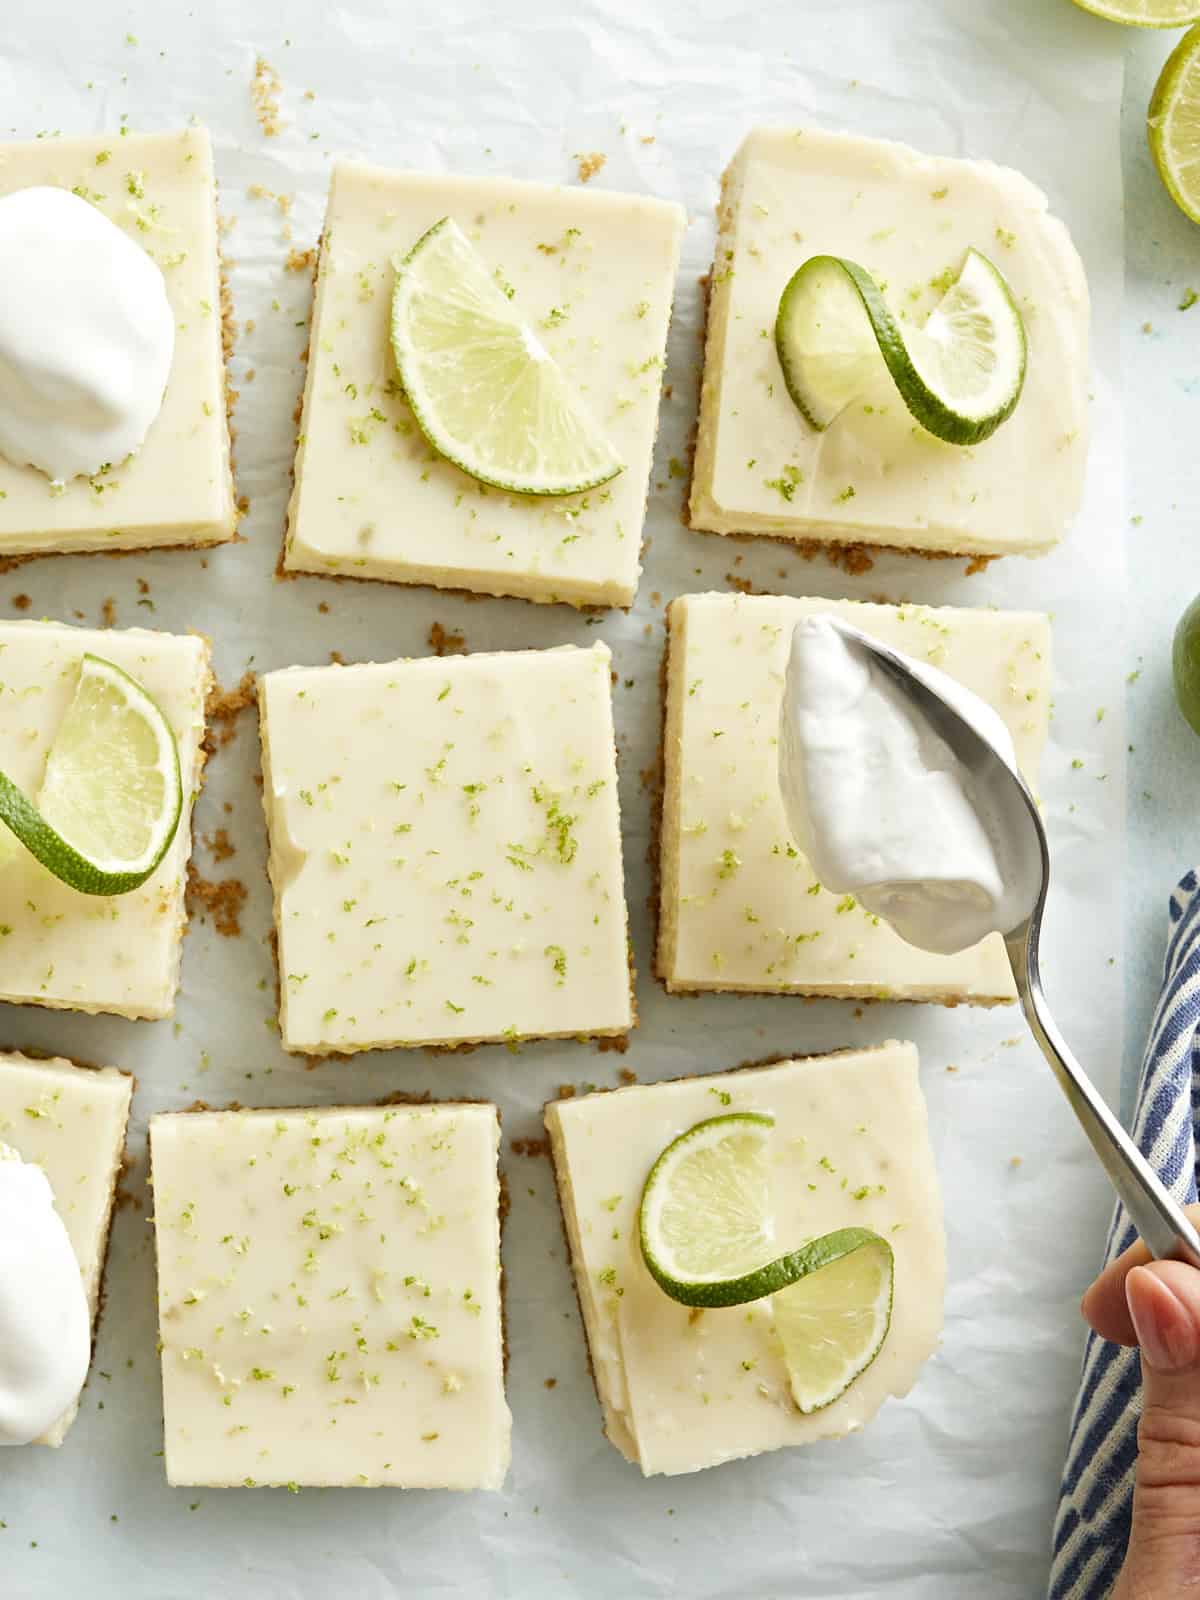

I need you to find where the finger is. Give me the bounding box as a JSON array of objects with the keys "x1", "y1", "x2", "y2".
[
  {"x1": 1119, "y1": 1264, "x2": 1200, "y2": 1595},
  {"x1": 1128, "y1": 1262, "x2": 1200, "y2": 1381},
  {"x1": 1081, "y1": 1208, "x2": 1200, "y2": 1346}
]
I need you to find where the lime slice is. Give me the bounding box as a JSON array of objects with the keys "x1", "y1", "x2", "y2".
[
  {"x1": 775, "y1": 248, "x2": 1027, "y2": 447},
  {"x1": 1150, "y1": 24, "x2": 1200, "y2": 224},
  {"x1": 1072, "y1": 0, "x2": 1200, "y2": 24},
  {"x1": 638, "y1": 1113, "x2": 777, "y2": 1304},
  {"x1": 1174, "y1": 594, "x2": 1200, "y2": 734},
  {"x1": 773, "y1": 1232, "x2": 894, "y2": 1413},
  {"x1": 0, "y1": 653, "x2": 182, "y2": 896},
  {"x1": 389, "y1": 217, "x2": 624, "y2": 496}
]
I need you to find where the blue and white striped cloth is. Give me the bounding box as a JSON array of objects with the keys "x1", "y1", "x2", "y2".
[{"x1": 1050, "y1": 871, "x2": 1200, "y2": 1599}]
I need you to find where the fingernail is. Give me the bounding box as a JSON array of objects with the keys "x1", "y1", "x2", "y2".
[{"x1": 1127, "y1": 1268, "x2": 1193, "y2": 1371}]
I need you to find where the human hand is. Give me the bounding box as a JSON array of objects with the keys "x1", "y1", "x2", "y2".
[{"x1": 1082, "y1": 1211, "x2": 1200, "y2": 1599}]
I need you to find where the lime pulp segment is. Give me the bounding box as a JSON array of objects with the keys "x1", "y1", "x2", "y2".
[
  {"x1": 1149, "y1": 24, "x2": 1200, "y2": 224},
  {"x1": 389, "y1": 216, "x2": 625, "y2": 497},
  {"x1": 0, "y1": 653, "x2": 182, "y2": 897},
  {"x1": 774, "y1": 247, "x2": 1027, "y2": 447}
]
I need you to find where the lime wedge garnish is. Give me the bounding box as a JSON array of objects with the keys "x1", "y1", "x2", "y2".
[
  {"x1": 1071, "y1": 0, "x2": 1200, "y2": 24},
  {"x1": 389, "y1": 216, "x2": 624, "y2": 496},
  {"x1": 772, "y1": 1232, "x2": 894, "y2": 1413},
  {"x1": 637, "y1": 1112, "x2": 893, "y2": 1410},
  {"x1": 0, "y1": 653, "x2": 182, "y2": 896},
  {"x1": 774, "y1": 248, "x2": 1027, "y2": 447},
  {"x1": 1150, "y1": 24, "x2": 1200, "y2": 224}
]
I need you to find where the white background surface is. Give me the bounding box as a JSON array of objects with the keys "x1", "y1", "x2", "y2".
[{"x1": 0, "y1": 1, "x2": 1180, "y2": 1595}]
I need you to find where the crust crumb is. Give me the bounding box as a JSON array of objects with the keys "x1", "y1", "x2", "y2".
[
  {"x1": 556, "y1": 1084, "x2": 577, "y2": 1101},
  {"x1": 11, "y1": 593, "x2": 30, "y2": 611},
  {"x1": 206, "y1": 671, "x2": 257, "y2": 750},
  {"x1": 101, "y1": 597, "x2": 116, "y2": 627},
  {"x1": 186, "y1": 866, "x2": 248, "y2": 938},
  {"x1": 594, "y1": 1035, "x2": 630, "y2": 1056},
  {"x1": 964, "y1": 554, "x2": 993, "y2": 576},
  {"x1": 510, "y1": 1136, "x2": 550, "y2": 1158},
  {"x1": 251, "y1": 55, "x2": 284, "y2": 137},
  {"x1": 203, "y1": 827, "x2": 236, "y2": 863},
  {"x1": 286, "y1": 247, "x2": 316, "y2": 274},
  {"x1": 618, "y1": 1067, "x2": 637, "y2": 1084},
  {"x1": 575, "y1": 152, "x2": 606, "y2": 183},
  {"x1": 428, "y1": 621, "x2": 466, "y2": 656},
  {"x1": 248, "y1": 183, "x2": 294, "y2": 216}
]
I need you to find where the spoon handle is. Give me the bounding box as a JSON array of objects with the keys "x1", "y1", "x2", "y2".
[{"x1": 1006, "y1": 929, "x2": 1200, "y2": 1269}]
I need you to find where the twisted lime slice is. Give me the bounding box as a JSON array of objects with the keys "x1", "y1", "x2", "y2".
[
  {"x1": 637, "y1": 1112, "x2": 893, "y2": 1412},
  {"x1": 775, "y1": 248, "x2": 1027, "y2": 447},
  {"x1": 0, "y1": 653, "x2": 182, "y2": 896},
  {"x1": 1149, "y1": 24, "x2": 1200, "y2": 224},
  {"x1": 389, "y1": 216, "x2": 624, "y2": 496}
]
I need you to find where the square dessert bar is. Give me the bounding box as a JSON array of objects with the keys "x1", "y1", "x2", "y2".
[
  {"x1": 0, "y1": 128, "x2": 236, "y2": 558},
  {"x1": 284, "y1": 162, "x2": 686, "y2": 607},
  {"x1": 0, "y1": 620, "x2": 210, "y2": 1020},
  {"x1": 259, "y1": 640, "x2": 632, "y2": 1055},
  {"x1": 0, "y1": 1051, "x2": 133, "y2": 1446},
  {"x1": 690, "y1": 127, "x2": 1089, "y2": 559},
  {"x1": 546, "y1": 1043, "x2": 944, "y2": 1476},
  {"x1": 659, "y1": 592, "x2": 1050, "y2": 1003},
  {"x1": 150, "y1": 1101, "x2": 510, "y2": 1490}
]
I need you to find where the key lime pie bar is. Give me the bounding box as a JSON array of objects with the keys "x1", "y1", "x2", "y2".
[
  {"x1": 284, "y1": 162, "x2": 685, "y2": 607},
  {"x1": 690, "y1": 127, "x2": 1089, "y2": 560},
  {"x1": 0, "y1": 620, "x2": 211, "y2": 1019},
  {"x1": 546, "y1": 1042, "x2": 943, "y2": 1476},
  {"x1": 150, "y1": 1100, "x2": 510, "y2": 1489},
  {"x1": 259, "y1": 640, "x2": 632, "y2": 1054},
  {"x1": 0, "y1": 129, "x2": 236, "y2": 557},
  {"x1": 0, "y1": 1051, "x2": 133, "y2": 1446},
  {"x1": 658, "y1": 593, "x2": 1050, "y2": 1002}
]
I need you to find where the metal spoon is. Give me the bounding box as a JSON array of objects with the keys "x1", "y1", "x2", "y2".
[{"x1": 847, "y1": 625, "x2": 1200, "y2": 1269}]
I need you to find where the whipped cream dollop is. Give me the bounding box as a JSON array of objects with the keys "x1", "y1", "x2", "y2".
[
  {"x1": 779, "y1": 614, "x2": 1031, "y2": 955},
  {"x1": 0, "y1": 1143, "x2": 91, "y2": 1447},
  {"x1": 0, "y1": 186, "x2": 175, "y2": 482}
]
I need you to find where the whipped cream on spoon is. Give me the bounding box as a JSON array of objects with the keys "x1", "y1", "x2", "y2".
[
  {"x1": 778, "y1": 614, "x2": 1039, "y2": 954},
  {"x1": 779, "y1": 613, "x2": 1200, "y2": 1269}
]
